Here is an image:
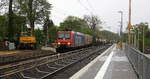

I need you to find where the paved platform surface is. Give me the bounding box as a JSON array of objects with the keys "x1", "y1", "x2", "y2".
[{"x1": 70, "y1": 45, "x2": 138, "y2": 79}]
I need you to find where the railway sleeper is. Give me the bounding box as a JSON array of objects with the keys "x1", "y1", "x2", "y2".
[
  {"x1": 48, "y1": 62, "x2": 64, "y2": 68},
  {"x1": 46, "y1": 64, "x2": 58, "y2": 69},
  {"x1": 21, "y1": 68, "x2": 47, "y2": 79},
  {"x1": 57, "y1": 59, "x2": 71, "y2": 64},
  {"x1": 36, "y1": 65, "x2": 55, "y2": 73},
  {"x1": 54, "y1": 62, "x2": 67, "y2": 67}
]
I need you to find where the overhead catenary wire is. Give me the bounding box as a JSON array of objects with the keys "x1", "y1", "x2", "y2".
[
  {"x1": 86, "y1": 0, "x2": 97, "y2": 15},
  {"x1": 51, "y1": 0, "x2": 97, "y2": 18},
  {"x1": 77, "y1": 0, "x2": 94, "y2": 15},
  {"x1": 52, "y1": 10, "x2": 68, "y2": 16},
  {"x1": 51, "y1": 8, "x2": 72, "y2": 20},
  {"x1": 51, "y1": 13, "x2": 65, "y2": 20},
  {"x1": 51, "y1": 0, "x2": 99, "y2": 26},
  {"x1": 53, "y1": 7, "x2": 75, "y2": 16}
]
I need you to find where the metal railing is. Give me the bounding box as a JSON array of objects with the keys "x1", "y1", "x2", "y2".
[{"x1": 125, "y1": 44, "x2": 150, "y2": 79}]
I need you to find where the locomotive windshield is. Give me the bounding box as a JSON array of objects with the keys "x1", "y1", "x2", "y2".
[
  {"x1": 21, "y1": 33, "x2": 31, "y2": 37},
  {"x1": 65, "y1": 34, "x2": 70, "y2": 39},
  {"x1": 58, "y1": 33, "x2": 70, "y2": 39}
]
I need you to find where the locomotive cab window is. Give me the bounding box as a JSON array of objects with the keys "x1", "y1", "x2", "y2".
[
  {"x1": 58, "y1": 34, "x2": 64, "y2": 39},
  {"x1": 58, "y1": 33, "x2": 71, "y2": 39},
  {"x1": 65, "y1": 34, "x2": 70, "y2": 39},
  {"x1": 21, "y1": 33, "x2": 31, "y2": 37}
]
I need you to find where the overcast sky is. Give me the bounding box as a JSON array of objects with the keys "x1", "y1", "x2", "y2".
[{"x1": 48, "y1": 0, "x2": 150, "y2": 33}]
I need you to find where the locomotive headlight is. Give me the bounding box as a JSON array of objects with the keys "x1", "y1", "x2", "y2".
[
  {"x1": 58, "y1": 42, "x2": 61, "y2": 45},
  {"x1": 67, "y1": 42, "x2": 71, "y2": 45}
]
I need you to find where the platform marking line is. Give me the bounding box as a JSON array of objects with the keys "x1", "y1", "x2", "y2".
[
  {"x1": 69, "y1": 45, "x2": 114, "y2": 79},
  {"x1": 94, "y1": 49, "x2": 115, "y2": 79}
]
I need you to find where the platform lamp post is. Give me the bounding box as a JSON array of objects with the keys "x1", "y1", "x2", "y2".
[{"x1": 118, "y1": 11, "x2": 123, "y2": 49}]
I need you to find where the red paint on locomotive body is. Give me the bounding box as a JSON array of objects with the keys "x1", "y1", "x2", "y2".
[
  {"x1": 70, "y1": 31, "x2": 74, "y2": 47},
  {"x1": 57, "y1": 31, "x2": 74, "y2": 48}
]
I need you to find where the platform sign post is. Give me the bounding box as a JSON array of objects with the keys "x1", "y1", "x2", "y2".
[
  {"x1": 127, "y1": 24, "x2": 133, "y2": 45},
  {"x1": 127, "y1": 0, "x2": 133, "y2": 45}
]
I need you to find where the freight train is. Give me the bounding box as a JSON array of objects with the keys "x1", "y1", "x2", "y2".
[{"x1": 56, "y1": 30, "x2": 93, "y2": 52}]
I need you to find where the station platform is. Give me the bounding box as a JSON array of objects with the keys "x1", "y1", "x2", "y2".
[{"x1": 70, "y1": 45, "x2": 138, "y2": 79}]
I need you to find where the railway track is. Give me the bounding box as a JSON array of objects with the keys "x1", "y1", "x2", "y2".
[{"x1": 0, "y1": 45, "x2": 110, "y2": 79}]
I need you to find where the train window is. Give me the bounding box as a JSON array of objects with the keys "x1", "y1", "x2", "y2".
[
  {"x1": 58, "y1": 34, "x2": 64, "y2": 39},
  {"x1": 58, "y1": 33, "x2": 70, "y2": 39},
  {"x1": 65, "y1": 34, "x2": 70, "y2": 39},
  {"x1": 21, "y1": 33, "x2": 31, "y2": 37}
]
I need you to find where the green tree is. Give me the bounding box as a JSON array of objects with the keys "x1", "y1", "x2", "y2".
[
  {"x1": 0, "y1": 14, "x2": 26, "y2": 41},
  {"x1": 16, "y1": 0, "x2": 52, "y2": 35},
  {"x1": 0, "y1": 15, "x2": 7, "y2": 41},
  {"x1": 12, "y1": 14, "x2": 26, "y2": 40},
  {"x1": 35, "y1": 29, "x2": 44, "y2": 47},
  {"x1": 99, "y1": 30, "x2": 119, "y2": 40},
  {"x1": 136, "y1": 23, "x2": 149, "y2": 51},
  {"x1": 83, "y1": 15, "x2": 102, "y2": 43},
  {"x1": 43, "y1": 16, "x2": 54, "y2": 45},
  {"x1": 48, "y1": 26, "x2": 58, "y2": 43},
  {"x1": 60, "y1": 16, "x2": 88, "y2": 32},
  {"x1": 83, "y1": 15, "x2": 102, "y2": 30}
]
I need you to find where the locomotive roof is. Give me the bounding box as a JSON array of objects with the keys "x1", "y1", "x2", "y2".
[
  {"x1": 75, "y1": 32, "x2": 84, "y2": 35},
  {"x1": 58, "y1": 31, "x2": 91, "y2": 36}
]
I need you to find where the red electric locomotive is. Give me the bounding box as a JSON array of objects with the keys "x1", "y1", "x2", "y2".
[
  {"x1": 57, "y1": 31, "x2": 73, "y2": 48},
  {"x1": 56, "y1": 30, "x2": 93, "y2": 52}
]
